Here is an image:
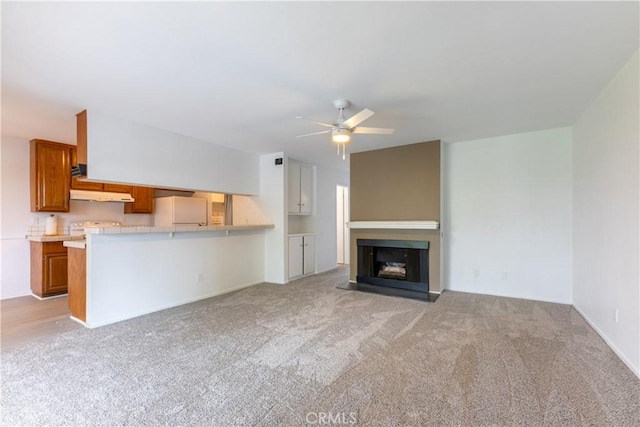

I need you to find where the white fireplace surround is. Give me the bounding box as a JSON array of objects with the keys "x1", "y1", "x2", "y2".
[{"x1": 347, "y1": 221, "x2": 439, "y2": 230}]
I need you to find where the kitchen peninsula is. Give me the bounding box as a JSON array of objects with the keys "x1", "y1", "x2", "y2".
[{"x1": 64, "y1": 223, "x2": 274, "y2": 328}]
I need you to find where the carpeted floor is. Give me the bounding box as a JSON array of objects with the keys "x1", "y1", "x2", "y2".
[{"x1": 1, "y1": 267, "x2": 639, "y2": 426}]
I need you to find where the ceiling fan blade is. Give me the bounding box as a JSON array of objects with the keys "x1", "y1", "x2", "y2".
[
  {"x1": 342, "y1": 108, "x2": 374, "y2": 129},
  {"x1": 296, "y1": 130, "x2": 332, "y2": 138},
  {"x1": 296, "y1": 116, "x2": 335, "y2": 128},
  {"x1": 352, "y1": 127, "x2": 395, "y2": 135}
]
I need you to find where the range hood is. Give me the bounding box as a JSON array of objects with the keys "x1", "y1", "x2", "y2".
[{"x1": 70, "y1": 189, "x2": 135, "y2": 202}]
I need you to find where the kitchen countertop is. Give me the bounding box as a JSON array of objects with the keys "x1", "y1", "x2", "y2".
[
  {"x1": 60, "y1": 224, "x2": 274, "y2": 249},
  {"x1": 84, "y1": 224, "x2": 275, "y2": 235},
  {"x1": 26, "y1": 235, "x2": 85, "y2": 243},
  {"x1": 63, "y1": 240, "x2": 86, "y2": 249}
]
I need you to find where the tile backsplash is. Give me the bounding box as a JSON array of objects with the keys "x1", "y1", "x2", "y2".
[{"x1": 26, "y1": 225, "x2": 69, "y2": 237}]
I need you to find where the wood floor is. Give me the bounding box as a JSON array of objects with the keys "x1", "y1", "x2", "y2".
[{"x1": 1, "y1": 295, "x2": 82, "y2": 351}]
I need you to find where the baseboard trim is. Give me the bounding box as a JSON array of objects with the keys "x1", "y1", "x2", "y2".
[
  {"x1": 443, "y1": 287, "x2": 571, "y2": 305},
  {"x1": 69, "y1": 316, "x2": 86, "y2": 326},
  {"x1": 30, "y1": 292, "x2": 68, "y2": 301},
  {"x1": 573, "y1": 304, "x2": 639, "y2": 378},
  {"x1": 85, "y1": 280, "x2": 263, "y2": 329}
]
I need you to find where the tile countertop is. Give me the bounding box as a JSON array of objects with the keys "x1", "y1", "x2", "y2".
[
  {"x1": 84, "y1": 224, "x2": 275, "y2": 235},
  {"x1": 26, "y1": 235, "x2": 85, "y2": 243},
  {"x1": 63, "y1": 240, "x2": 86, "y2": 249}
]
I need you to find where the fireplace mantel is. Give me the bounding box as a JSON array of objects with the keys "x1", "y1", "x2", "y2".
[{"x1": 347, "y1": 221, "x2": 440, "y2": 230}]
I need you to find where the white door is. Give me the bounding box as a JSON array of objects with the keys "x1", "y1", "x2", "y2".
[
  {"x1": 336, "y1": 187, "x2": 344, "y2": 263},
  {"x1": 303, "y1": 235, "x2": 315, "y2": 274},
  {"x1": 336, "y1": 186, "x2": 350, "y2": 264},
  {"x1": 299, "y1": 164, "x2": 313, "y2": 214},
  {"x1": 343, "y1": 187, "x2": 349, "y2": 265},
  {"x1": 288, "y1": 236, "x2": 304, "y2": 278}
]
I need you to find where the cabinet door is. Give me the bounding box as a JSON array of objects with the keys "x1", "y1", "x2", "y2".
[
  {"x1": 30, "y1": 140, "x2": 71, "y2": 212},
  {"x1": 288, "y1": 161, "x2": 301, "y2": 214},
  {"x1": 43, "y1": 252, "x2": 68, "y2": 295},
  {"x1": 67, "y1": 247, "x2": 86, "y2": 322},
  {"x1": 125, "y1": 186, "x2": 154, "y2": 214},
  {"x1": 299, "y1": 164, "x2": 313, "y2": 214},
  {"x1": 288, "y1": 236, "x2": 304, "y2": 278},
  {"x1": 303, "y1": 235, "x2": 315, "y2": 275}
]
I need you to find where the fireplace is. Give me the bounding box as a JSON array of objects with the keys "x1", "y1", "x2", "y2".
[{"x1": 357, "y1": 239, "x2": 429, "y2": 294}]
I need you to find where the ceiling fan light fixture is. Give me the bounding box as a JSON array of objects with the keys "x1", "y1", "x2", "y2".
[{"x1": 332, "y1": 128, "x2": 351, "y2": 144}]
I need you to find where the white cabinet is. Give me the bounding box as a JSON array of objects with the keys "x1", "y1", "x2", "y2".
[
  {"x1": 288, "y1": 234, "x2": 315, "y2": 279},
  {"x1": 288, "y1": 160, "x2": 313, "y2": 215}
]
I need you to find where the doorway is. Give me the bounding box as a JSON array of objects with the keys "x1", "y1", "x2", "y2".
[{"x1": 336, "y1": 185, "x2": 350, "y2": 265}]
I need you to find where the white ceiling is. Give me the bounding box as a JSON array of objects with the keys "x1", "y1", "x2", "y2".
[{"x1": 2, "y1": 2, "x2": 638, "y2": 171}]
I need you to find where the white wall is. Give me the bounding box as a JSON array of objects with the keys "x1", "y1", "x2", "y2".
[
  {"x1": 87, "y1": 110, "x2": 260, "y2": 195},
  {"x1": 573, "y1": 51, "x2": 639, "y2": 376},
  {"x1": 257, "y1": 153, "x2": 287, "y2": 284},
  {"x1": 87, "y1": 230, "x2": 265, "y2": 327},
  {"x1": 0, "y1": 136, "x2": 29, "y2": 299},
  {"x1": 444, "y1": 127, "x2": 573, "y2": 304}
]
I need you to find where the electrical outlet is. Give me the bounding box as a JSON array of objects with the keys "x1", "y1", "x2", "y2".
[
  {"x1": 473, "y1": 270, "x2": 479, "y2": 278},
  {"x1": 196, "y1": 273, "x2": 203, "y2": 283}
]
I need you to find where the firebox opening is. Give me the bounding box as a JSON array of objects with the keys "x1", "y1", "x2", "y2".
[
  {"x1": 379, "y1": 262, "x2": 407, "y2": 280},
  {"x1": 357, "y1": 239, "x2": 429, "y2": 294}
]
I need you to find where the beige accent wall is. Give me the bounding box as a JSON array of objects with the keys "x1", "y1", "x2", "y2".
[
  {"x1": 349, "y1": 140, "x2": 441, "y2": 292},
  {"x1": 350, "y1": 141, "x2": 440, "y2": 221}
]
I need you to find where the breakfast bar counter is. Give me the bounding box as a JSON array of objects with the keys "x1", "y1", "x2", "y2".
[{"x1": 69, "y1": 223, "x2": 275, "y2": 328}]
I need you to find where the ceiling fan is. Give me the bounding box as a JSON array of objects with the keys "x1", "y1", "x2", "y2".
[{"x1": 296, "y1": 99, "x2": 394, "y2": 159}]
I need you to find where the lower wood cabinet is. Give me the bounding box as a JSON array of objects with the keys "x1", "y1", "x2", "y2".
[
  {"x1": 30, "y1": 241, "x2": 68, "y2": 297},
  {"x1": 288, "y1": 234, "x2": 315, "y2": 279},
  {"x1": 67, "y1": 247, "x2": 86, "y2": 322}
]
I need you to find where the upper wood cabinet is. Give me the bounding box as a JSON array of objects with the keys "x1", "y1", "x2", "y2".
[
  {"x1": 30, "y1": 139, "x2": 71, "y2": 212},
  {"x1": 125, "y1": 186, "x2": 154, "y2": 214}
]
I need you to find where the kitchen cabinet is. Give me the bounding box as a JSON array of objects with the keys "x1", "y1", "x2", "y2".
[
  {"x1": 288, "y1": 160, "x2": 313, "y2": 215},
  {"x1": 288, "y1": 234, "x2": 315, "y2": 279},
  {"x1": 30, "y1": 241, "x2": 68, "y2": 297},
  {"x1": 125, "y1": 186, "x2": 154, "y2": 214},
  {"x1": 30, "y1": 139, "x2": 71, "y2": 212},
  {"x1": 67, "y1": 247, "x2": 86, "y2": 322}
]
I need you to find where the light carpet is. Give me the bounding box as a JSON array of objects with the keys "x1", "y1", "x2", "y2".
[{"x1": 1, "y1": 267, "x2": 639, "y2": 426}]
